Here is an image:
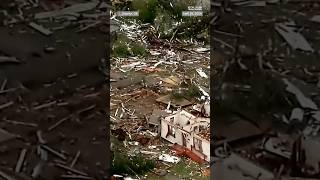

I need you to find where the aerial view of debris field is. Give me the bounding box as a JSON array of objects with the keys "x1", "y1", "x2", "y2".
[
  {"x1": 213, "y1": 0, "x2": 320, "y2": 180},
  {"x1": 0, "y1": 1, "x2": 109, "y2": 179},
  {"x1": 110, "y1": 0, "x2": 210, "y2": 179}
]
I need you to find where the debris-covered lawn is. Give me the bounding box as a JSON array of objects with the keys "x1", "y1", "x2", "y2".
[
  {"x1": 110, "y1": 0, "x2": 210, "y2": 179},
  {"x1": 213, "y1": 0, "x2": 320, "y2": 179}
]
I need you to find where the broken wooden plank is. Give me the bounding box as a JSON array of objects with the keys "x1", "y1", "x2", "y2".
[
  {"x1": 84, "y1": 92, "x2": 100, "y2": 98},
  {"x1": 310, "y1": 15, "x2": 320, "y2": 23},
  {"x1": 267, "y1": 0, "x2": 280, "y2": 4},
  {"x1": 3, "y1": 119, "x2": 38, "y2": 127},
  {"x1": 213, "y1": 30, "x2": 243, "y2": 38},
  {"x1": 48, "y1": 115, "x2": 72, "y2": 131},
  {"x1": 33, "y1": 101, "x2": 57, "y2": 110},
  {"x1": 223, "y1": 153, "x2": 274, "y2": 179},
  {"x1": 0, "y1": 88, "x2": 18, "y2": 95},
  {"x1": 39, "y1": 146, "x2": 48, "y2": 161},
  {"x1": 0, "y1": 101, "x2": 14, "y2": 110},
  {"x1": 282, "y1": 177, "x2": 320, "y2": 180},
  {"x1": 0, "y1": 128, "x2": 16, "y2": 143},
  {"x1": 212, "y1": 159, "x2": 255, "y2": 180},
  {"x1": 287, "y1": 0, "x2": 320, "y2": 2},
  {"x1": 215, "y1": 120, "x2": 265, "y2": 147},
  {"x1": 29, "y1": 22, "x2": 53, "y2": 36},
  {"x1": 0, "y1": 169, "x2": 17, "y2": 180},
  {"x1": 0, "y1": 56, "x2": 20, "y2": 64},
  {"x1": 70, "y1": 151, "x2": 81, "y2": 168},
  {"x1": 312, "y1": 111, "x2": 320, "y2": 121},
  {"x1": 263, "y1": 137, "x2": 291, "y2": 159},
  {"x1": 41, "y1": 145, "x2": 67, "y2": 160},
  {"x1": 98, "y1": 2, "x2": 110, "y2": 9},
  {"x1": 196, "y1": 68, "x2": 208, "y2": 78},
  {"x1": 60, "y1": 175, "x2": 92, "y2": 179},
  {"x1": 55, "y1": 164, "x2": 88, "y2": 176},
  {"x1": 213, "y1": 37, "x2": 235, "y2": 51},
  {"x1": 82, "y1": 12, "x2": 108, "y2": 19},
  {"x1": 290, "y1": 108, "x2": 304, "y2": 122},
  {"x1": 31, "y1": 161, "x2": 44, "y2": 178},
  {"x1": 140, "y1": 150, "x2": 158, "y2": 155},
  {"x1": 0, "y1": 78, "x2": 7, "y2": 91},
  {"x1": 15, "y1": 149, "x2": 27, "y2": 173},
  {"x1": 36, "y1": 130, "x2": 46, "y2": 144},
  {"x1": 34, "y1": 2, "x2": 99, "y2": 19},
  {"x1": 300, "y1": 137, "x2": 320, "y2": 174},
  {"x1": 156, "y1": 94, "x2": 192, "y2": 107},
  {"x1": 275, "y1": 164, "x2": 285, "y2": 179},
  {"x1": 275, "y1": 22, "x2": 313, "y2": 52},
  {"x1": 198, "y1": 85, "x2": 210, "y2": 99},
  {"x1": 77, "y1": 105, "x2": 95, "y2": 114},
  {"x1": 77, "y1": 21, "x2": 102, "y2": 32},
  {"x1": 283, "y1": 78, "x2": 318, "y2": 110},
  {"x1": 234, "y1": 0, "x2": 266, "y2": 6}
]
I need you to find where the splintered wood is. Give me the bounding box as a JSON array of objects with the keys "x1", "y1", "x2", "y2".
[
  {"x1": 70, "y1": 151, "x2": 81, "y2": 168},
  {"x1": 0, "y1": 101, "x2": 14, "y2": 110},
  {"x1": 29, "y1": 22, "x2": 53, "y2": 36},
  {"x1": 33, "y1": 101, "x2": 57, "y2": 110},
  {"x1": 0, "y1": 128, "x2": 16, "y2": 143},
  {"x1": 34, "y1": 2, "x2": 99, "y2": 19},
  {"x1": 3, "y1": 119, "x2": 38, "y2": 127},
  {"x1": 48, "y1": 115, "x2": 72, "y2": 131},
  {"x1": 41, "y1": 145, "x2": 67, "y2": 160},
  {"x1": 275, "y1": 22, "x2": 313, "y2": 52},
  {"x1": 55, "y1": 164, "x2": 88, "y2": 176},
  {"x1": 15, "y1": 149, "x2": 27, "y2": 173}
]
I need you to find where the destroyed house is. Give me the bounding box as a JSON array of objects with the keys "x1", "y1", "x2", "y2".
[{"x1": 161, "y1": 110, "x2": 210, "y2": 162}]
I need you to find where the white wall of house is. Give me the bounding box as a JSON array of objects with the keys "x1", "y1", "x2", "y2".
[
  {"x1": 161, "y1": 110, "x2": 210, "y2": 162},
  {"x1": 188, "y1": 133, "x2": 210, "y2": 162},
  {"x1": 161, "y1": 120, "x2": 210, "y2": 162},
  {"x1": 161, "y1": 120, "x2": 183, "y2": 145},
  {"x1": 195, "y1": 134, "x2": 210, "y2": 162}
]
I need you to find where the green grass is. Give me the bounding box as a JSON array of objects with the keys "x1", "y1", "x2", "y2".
[
  {"x1": 145, "y1": 159, "x2": 210, "y2": 180},
  {"x1": 171, "y1": 83, "x2": 202, "y2": 100},
  {"x1": 111, "y1": 151, "x2": 156, "y2": 175},
  {"x1": 112, "y1": 33, "x2": 148, "y2": 58},
  {"x1": 171, "y1": 161, "x2": 191, "y2": 176},
  {"x1": 111, "y1": 135, "x2": 156, "y2": 176},
  {"x1": 154, "y1": 10, "x2": 176, "y2": 38},
  {"x1": 131, "y1": 41, "x2": 148, "y2": 57},
  {"x1": 170, "y1": 158, "x2": 210, "y2": 180},
  {"x1": 132, "y1": 0, "x2": 158, "y2": 23},
  {"x1": 186, "y1": 84, "x2": 202, "y2": 98},
  {"x1": 112, "y1": 34, "x2": 131, "y2": 57}
]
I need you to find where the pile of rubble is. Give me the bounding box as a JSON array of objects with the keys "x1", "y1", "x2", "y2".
[
  {"x1": 110, "y1": 2, "x2": 210, "y2": 178},
  {"x1": 213, "y1": 81, "x2": 320, "y2": 179},
  {"x1": 0, "y1": 1, "x2": 108, "y2": 35}
]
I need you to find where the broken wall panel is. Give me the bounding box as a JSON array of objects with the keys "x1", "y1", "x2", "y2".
[
  {"x1": 193, "y1": 134, "x2": 210, "y2": 162},
  {"x1": 161, "y1": 110, "x2": 210, "y2": 162}
]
